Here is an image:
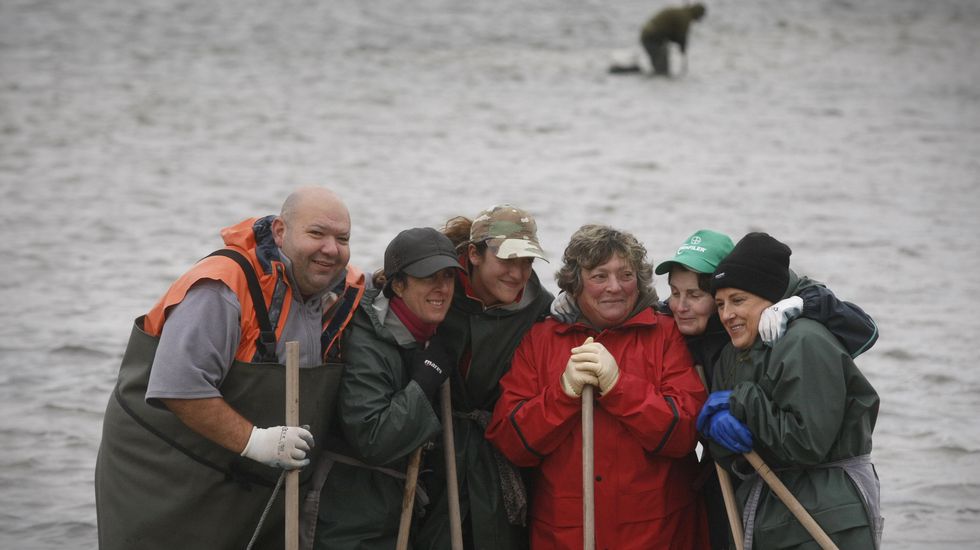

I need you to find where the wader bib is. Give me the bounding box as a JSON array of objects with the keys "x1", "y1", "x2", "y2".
[
  {"x1": 95, "y1": 247, "x2": 351, "y2": 550},
  {"x1": 95, "y1": 319, "x2": 342, "y2": 550}
]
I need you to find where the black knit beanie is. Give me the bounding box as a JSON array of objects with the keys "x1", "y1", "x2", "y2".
[{"x1": 710, "y1": 232, "x2": 791, "y2": 303}]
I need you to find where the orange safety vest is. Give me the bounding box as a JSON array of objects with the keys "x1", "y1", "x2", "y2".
[{"x1": 143, "y1": 222, "x2": 364, "y2": 362}]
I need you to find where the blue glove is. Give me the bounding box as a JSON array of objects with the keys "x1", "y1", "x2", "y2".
[
  {"x1": 704, "y1": 410, "x2": 753, "y2": 453},
  {"x1": 696, "y1": 390, "x2": 733, "y2": 433}
]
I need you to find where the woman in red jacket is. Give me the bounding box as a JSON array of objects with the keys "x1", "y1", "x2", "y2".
[{"x1": 487, "y1": 224, "x2": 709, "y2": 549}]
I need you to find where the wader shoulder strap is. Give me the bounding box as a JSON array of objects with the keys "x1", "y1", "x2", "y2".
[
  {"x1": 208, "y1": 249, "x2": 278, "y2": 363},
  {"x1": 321, "y1": 282, "x2": 362, "y2": 360}
]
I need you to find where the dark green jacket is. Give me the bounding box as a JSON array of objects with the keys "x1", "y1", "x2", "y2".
[
  {"x1": 315, "y1": 289, "x2": 442, "y2": 550},
  {"x1": 413, "y1": 271, "x2": 553, "y2": 550},
  {"x1": 709, "y1": 318, "x2": 880, "y2": 549},
  {"x1": 787, "y1": 273, "x2": 879, "y2": 359},
  {"x1": 685, "y1": 271, "x2": 877, "y2": 550},
  {"x1": 641, "y1": 5, "x2": 702, "y2": 52}
]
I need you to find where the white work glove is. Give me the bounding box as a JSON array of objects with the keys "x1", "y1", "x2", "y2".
[
  {"x1": 759, "y1": 295, "x2": 804, "y2": 346},
  {"x1": 560, "y1": 338, "x2": 600, "y2": 398},
  {"x1": 570, "y1": 337, "x2": 620, "y2": 395},
  {"x1": 549, "y1": 291, "x2": 581, "y2": 324},
  {"x1": 241, "y1": 425, "x2": 314, "y2": 470}
]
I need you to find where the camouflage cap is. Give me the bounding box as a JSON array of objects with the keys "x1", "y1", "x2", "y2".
[{"x1": 470, "y1": 204, "x2": 548, "y2": 262}]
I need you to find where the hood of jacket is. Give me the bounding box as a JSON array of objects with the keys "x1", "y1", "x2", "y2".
[
  {"x1": 219, "y1": 215, "x2": 281, "y2": 275},
  {"x1": 354, "y1": 288, "x2": 418, "y2": 350}
]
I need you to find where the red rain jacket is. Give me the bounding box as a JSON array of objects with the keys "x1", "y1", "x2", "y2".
[{"x1": 487, "y1": 308, "x2": 709, "y2": 549}]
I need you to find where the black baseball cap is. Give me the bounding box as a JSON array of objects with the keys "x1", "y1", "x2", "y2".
[{"x1": 384, "y1": 227, "x2": 462, "y2": 282}]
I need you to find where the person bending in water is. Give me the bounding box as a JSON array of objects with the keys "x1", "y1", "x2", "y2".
[{"x1": 641, "y1": 3, "x2": 707, "y2": 76}]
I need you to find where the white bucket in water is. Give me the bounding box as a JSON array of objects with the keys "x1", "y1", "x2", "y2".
[{"x1": 607, "y1": 48, "x2": 641, "y2": 74}]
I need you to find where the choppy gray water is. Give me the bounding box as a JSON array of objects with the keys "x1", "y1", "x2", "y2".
[{"x1": 2, "y1": 0, "x2": 979, "y2": 548}]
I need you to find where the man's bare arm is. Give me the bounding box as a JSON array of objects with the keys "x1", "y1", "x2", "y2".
[{"x1": 161, "y1": 397, "x2": 253, "y2": 453}]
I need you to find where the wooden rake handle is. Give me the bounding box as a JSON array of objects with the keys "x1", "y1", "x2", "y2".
[
  {"x1": 440, "y1": 380, "x2": 463, "y2": 550},
  {"x1": 693, "y1": 365, "x2": 837, "y2": 549},
  {"x1": 716, "y1": 464, "x2": 745, "y2": 550},
  {"x1": 395, "y1": 447, "x2": 424, "y2": 550},
  {"x1": 693, "y1": 365, "x2": 744, "y2": 550},
  {"x1": 285, "y1": 342, "x2": 300, "y2": 550},
  {"x1": 582, "y1": 384, "x2": 595, "y2": 550},
  {"x1": 743, "y1": 451, "x2": 839, "y2": 550}
]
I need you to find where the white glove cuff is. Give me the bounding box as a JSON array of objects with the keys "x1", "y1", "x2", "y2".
[{"x1": 240, "y1": 425, "x2": 260, "y2": 457}]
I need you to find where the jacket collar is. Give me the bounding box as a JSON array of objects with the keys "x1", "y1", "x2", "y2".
[
  {"x1": 252, "y1": 215, "x2": 280, "y2": 274},
  {"x1": 366, "y1": 289, "x2": 417, "y2": 348},
  {"x1": 219, "y1": 215, "x2": 281, "y2": 274}
]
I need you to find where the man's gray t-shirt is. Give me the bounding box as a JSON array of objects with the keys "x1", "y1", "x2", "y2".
[{"x1": 145, "y1": 263, "x2": 329, "y2": 406}]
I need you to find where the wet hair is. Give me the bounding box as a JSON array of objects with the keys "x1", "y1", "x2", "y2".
[
  {"x1": 668, "y1": 264, "x2": 714, "y2": 293},
  {"x1": 372, "y1": 267, "x2": 386, "y2": 289},
  {"x1": 441, "y1": 216, "x2": 489, "y2": 258},
  {"x1": 374, "y1": 268, "x2": 408, "y2": 298},
  {"x1": 555, "y1": 224, "x2": 656, "y2": 301}
]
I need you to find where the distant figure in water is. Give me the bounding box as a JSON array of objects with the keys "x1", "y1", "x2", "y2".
[{"x1": 641, "y1": 3, "x2": 707, "y2": 76}]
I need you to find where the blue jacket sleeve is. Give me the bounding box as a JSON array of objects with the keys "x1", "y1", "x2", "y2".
[{"x1": 797, "y1": 285, "x2": 879, "y2": 358}]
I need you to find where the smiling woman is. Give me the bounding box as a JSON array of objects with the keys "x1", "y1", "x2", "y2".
[
  {"x1": 577, "y1": 254, "x2": 638, "y2": 329},
  {"x1": 487, "y1": 224, "x2": 710, "y2": 550},
  {"x1": 703, "y1": 233, "x2": 883, "y2": 550},
  {"x1": 654, "y1": 228, "x2": 880, "y2": 549},
  {"x1": 714, "y1": 289, "x2": 772, "y2": 349},
  {"x1": 656, "y1": 230, "x2": 734, "y2": 339},
  {"x1": 390, "y1": 268, "x2": 456, "y2": 324},
  {"x1": 383, "y1": 227, "x2": 461, "y2": 325},
  {"x1": 312, "y1": 227, "x2": 464, "y2": 550},
  {"x1": 554, "y1": 224, "x2": 656, "y2": 330},
  {"x1": 409, "y1": 204, "x2": 555, "y2": 550}
]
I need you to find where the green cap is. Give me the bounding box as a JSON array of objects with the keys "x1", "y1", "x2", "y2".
[
  {"x1": 470, "y1": 204, "x2": 548, "y2": 262},
  {"x1": 655, "y1": 229, "x2": 734, "y2": 275}
]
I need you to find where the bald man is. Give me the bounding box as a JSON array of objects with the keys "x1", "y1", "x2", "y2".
[{"x1": 96, "y1": 187, "x2": 366, "y2": 550}]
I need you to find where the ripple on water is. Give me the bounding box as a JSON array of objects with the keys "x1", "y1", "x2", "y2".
[
  {"x1": 933, "y1": 443, "x2": 980, "y2": 456},
  {"x1": 48, "y1": 344, "x2": 112, "y2": 360},
  {"x1": 921, "y1": 372, "x2": 958, "y2": 385},
  {"x1": 881, "y1": 347, "x2": 916, "y2": 361}
]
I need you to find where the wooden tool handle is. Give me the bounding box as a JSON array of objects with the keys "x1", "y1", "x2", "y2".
[
  {"x1": 285, "y1": 342, "x2": 300, "y2": 550},
  {"x1": 582, "y1": 384, "x2": 595, "y2": 550},
  {"x1": 744, "y1": 451, "x2": 839, "y2": 550},
  {"x1": 395, "y1": 447, "x2": 424, "y2": 550},
  {"x1": 715, "y1": 464, "x2": 744, "y2": 550},
  {"x1": 440, "y1": 380, "x2": 463, "y2": 550},
  {"x1": 694, "y1": 364, "x2": 744, "y2": 550}
]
